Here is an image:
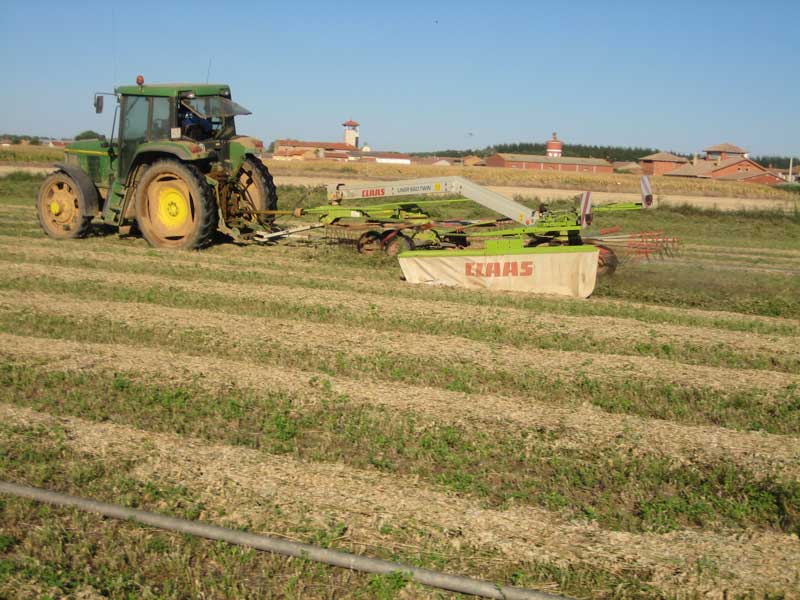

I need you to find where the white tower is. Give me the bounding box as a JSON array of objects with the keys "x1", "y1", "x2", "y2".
[{"x1": 342, "y1": 119, "x2": 360, "y2": 148}]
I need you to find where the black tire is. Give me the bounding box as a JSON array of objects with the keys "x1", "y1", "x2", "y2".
[
  {"x1": 357, "y1": 230, "x2": 382, "y2": 255},
  {"x1": 596, "y1": 244, "x2": 619, "y2": 276},
  {"x1": 36, "y1": 171, "x2": 93, "y2": 239},
  {"x1": 238, "y1": 156, "x2": 278, "y2": 225},
  {"x1": 383, "y1": 233, "x2": 414, "y2": 256},
  {"x1": 134, "y1": 160, "x2": 218, "y2": 250}
]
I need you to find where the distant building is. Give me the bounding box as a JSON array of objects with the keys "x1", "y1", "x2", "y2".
[
  {"x1": 614, "y1": 161, "x2": 644, "y2": 174},
  {"x1": 411, "y1": 157, "x2": 456, "y2": 166},
  {"x1": 545, "y1": 132, "x2": 563, "y2": 157},
  {"x1": 273, "y1": 139, "x2": 357, "y2": 159},
  {"x1": 664, "y1": 143, "x2": 783, "y2": 185},
  {"x1": 485, "y1": 153, "x2": 613, "y2": 174},
  {"x1": 342, "y1": 120, "x2": 360, "y2": 148},
  {"x1": 350, "y1": 151, "x2": 411, "y2": 165},
  {"x1": 638, "y1": 152, "x2": 688, "y2": 176},
  {"x1": 462, "y1": 155, "x2": 485, "y2": 167},
  {"x1": 484, "y1": 132, "x2": 612, "y2": 173},
  {"x1": 272, "y1": 119, "x2": 411, "y2": 163},
  {"x1": 703, "y1": 143, "x2": 747, "y2": 161}
]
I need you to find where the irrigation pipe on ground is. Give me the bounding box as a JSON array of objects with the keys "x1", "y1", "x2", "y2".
[{"x1": 0, "y1": 481, "x2": 568, "y2": 600}]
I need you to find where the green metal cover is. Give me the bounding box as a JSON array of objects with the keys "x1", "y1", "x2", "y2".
[
  {"x1": 399, "y1": 245, "x2": 598, "y2": 258},
  {"x1": 114, "y1": 83, "x2": 231, "y2": 97}
]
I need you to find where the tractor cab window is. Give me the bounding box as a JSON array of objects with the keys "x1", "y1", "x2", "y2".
[
  {"x1": 179, "y1": 96, "x2": 251, "y2": 140},
  {"x1": 122, "y1": 96, "x2": 148, "y2": 142},
  {"x1": 119, "y1": 95, "x2": 149, "y2": 177},
  {"x1": 149, "y1": 97, "x2": 172, "y2": 141}
]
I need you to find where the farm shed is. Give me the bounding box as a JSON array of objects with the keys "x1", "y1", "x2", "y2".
[
  {"x1": 638, "y1": 152, "x2": 688, "y2": 175},
  {"x1": 485, "y1": 153, "x2": 614, "y2": 173}
]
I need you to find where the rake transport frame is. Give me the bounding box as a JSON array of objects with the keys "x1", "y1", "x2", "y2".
[{"x1": 265, "y1": 175, "x2": 654, "y2": 261}]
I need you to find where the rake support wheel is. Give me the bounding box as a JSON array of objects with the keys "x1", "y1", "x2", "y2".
[
  {"x1": 596, "y1": 244, "x2": 619, "y2": 276},
  {"x1": 383, "y1": 233, "x2": 414, "y2": 256},
  {"x1": 36, "y1": 172, "x2": 93, "y2": 239},
  {"x1": 357, "y1": 230, "x2": 383, "y2": 255},
  {"x1": 135, "y1": 160, "x2": 218, "y2": 249}
]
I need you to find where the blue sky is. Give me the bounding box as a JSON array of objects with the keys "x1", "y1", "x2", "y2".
[{"x1": 1, "y1": 0, "x2": 798, "y2": 156}]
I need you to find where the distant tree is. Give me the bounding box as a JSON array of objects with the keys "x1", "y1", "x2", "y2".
[
  {"x1": 75, "y1": 130, "x2": 103, "y2": 141},
  {"x1": 412, "y1": 141, "x2": 670, "y2": 161},
  {"x1": 267, "y1": 140, "x2": 276, "y2": 152},
  {"x1": 29, "y1": 137, "x2": 41, "y2": 146},
  {"x1": 752, "y1": 155, "x2": 795, "y2": 169}
]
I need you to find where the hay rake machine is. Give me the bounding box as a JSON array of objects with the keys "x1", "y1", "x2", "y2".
[{"x1": 261, "y1": 175, "x2": 677, "y2": 299}]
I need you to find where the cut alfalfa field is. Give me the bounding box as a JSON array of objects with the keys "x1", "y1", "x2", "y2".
[{"x1": 0, "y1": 171, "x2": 799, "y2": 599}]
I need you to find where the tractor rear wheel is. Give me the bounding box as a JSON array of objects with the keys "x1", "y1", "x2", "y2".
[
  {"x1": 135, "y1": 160, "x2": 218, "y2": 250},
  {"x1": 36, "y1": 172, "x2": 93, "y2": 239},
  {"x1": 238, "y1": 157, "x2": 278, "y2": 225}
]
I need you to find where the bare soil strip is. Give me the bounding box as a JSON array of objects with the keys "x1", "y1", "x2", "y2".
[
  {"x1": 3, "y1": 403, "x2": 797, "y2": 596},
  {"x1": 2, "y1": 258, "x2": 797, "y2": 370},
  {"x1": 666, "y1": 258, "x2": 800, "y2": 276},
  {"x1": 680, "y1": 249, "x2": 800, "y2": 267},
  {"x1": 682, "y1": 243, "x2": 800, "y2": 259},
  {"x1": 0, "y1": 288, "x2": 795, "y2": 396},
  {"x1": 3, "y1": 332, "x2": 798, "y2": 479}
]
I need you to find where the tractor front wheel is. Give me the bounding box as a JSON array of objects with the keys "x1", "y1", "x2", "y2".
[
  {"x1": 36, "y1": 172, "x2": 93, "y2": 239},
  {"x1": 135, "y1": 160, "x2": 218, "y2": 250}
]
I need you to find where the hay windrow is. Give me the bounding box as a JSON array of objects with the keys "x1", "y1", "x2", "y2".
[
  {"x1": 0, "y1": 287, "x2": 795, "y2": 396},
  {"x1": 3, "y1": 332, "x2": 798, "y2": 479},
  {"x1": 2, "y1": 245, "x2": 798, "y2": 360}
]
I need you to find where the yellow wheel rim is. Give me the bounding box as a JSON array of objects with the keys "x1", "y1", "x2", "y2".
[
  {"x1": 39, "y1": 176, "x2": 78, "y2": 234},
  {"x1": 157, "y1": 186, "x2": 190, "y2": 229},
  {"x1": 142, "y1": 173, "x2": 197, "y2": 243}
]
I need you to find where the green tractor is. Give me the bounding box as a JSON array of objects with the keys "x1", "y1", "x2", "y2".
[{"x1": 37, "y1": 77, "x2": 277, "y2": 249}]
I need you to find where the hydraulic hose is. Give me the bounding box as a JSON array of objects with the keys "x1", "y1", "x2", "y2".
[{"x1": 0, "y1": 481, "x2": 567, "y2": 600}]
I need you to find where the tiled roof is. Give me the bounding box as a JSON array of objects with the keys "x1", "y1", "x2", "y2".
[
  {"x1": 716, "y1": 171, "x2": 779, "y2": 182},
  {"x1": 665, "y1": 157, "x2": 766, "y2": 178},
  {"x1": 276, "y1": 139, "x2": 356, "y2": 151},
  {"x1": 360, "y1": 151, "x2": 410, "y2": 159},
  {"x1": 494, "y1": 153, "x2": 611, "y2": 166},
  {"x1": 704, "y1": 143, "x2": 746, "y2": 154},
  {"x1": 639, "y1": 152, "x2": 688, "y2": 163}
]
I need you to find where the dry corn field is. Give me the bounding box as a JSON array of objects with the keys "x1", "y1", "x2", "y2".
[
  {"x1": 1, "y1": 173, "x2": 799, "y2": 599},
  {"x1": 263, "y1": 159, "x2": 799, "y2": 202}
]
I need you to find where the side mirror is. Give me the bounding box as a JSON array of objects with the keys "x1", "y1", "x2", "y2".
[{"x1": 94, "y1": 95, "x2": 104, "y2": 114}]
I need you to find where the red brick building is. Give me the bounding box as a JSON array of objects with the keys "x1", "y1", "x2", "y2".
[
  {"x1": 273, "y1": 139, "x2": 357, "y2": 160},
  {"x1": 638, "y1": 152, "x2": 688, "y2": 175},
  {"x1": 703, "y1": 143, "x2": 747, "y2": 161},
  {"x1": 485, "y1": 153, "x2": 613, "y2": 173},
  {"x1": 664, "y1": 143, "x2": 783, "y2": 185}
]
